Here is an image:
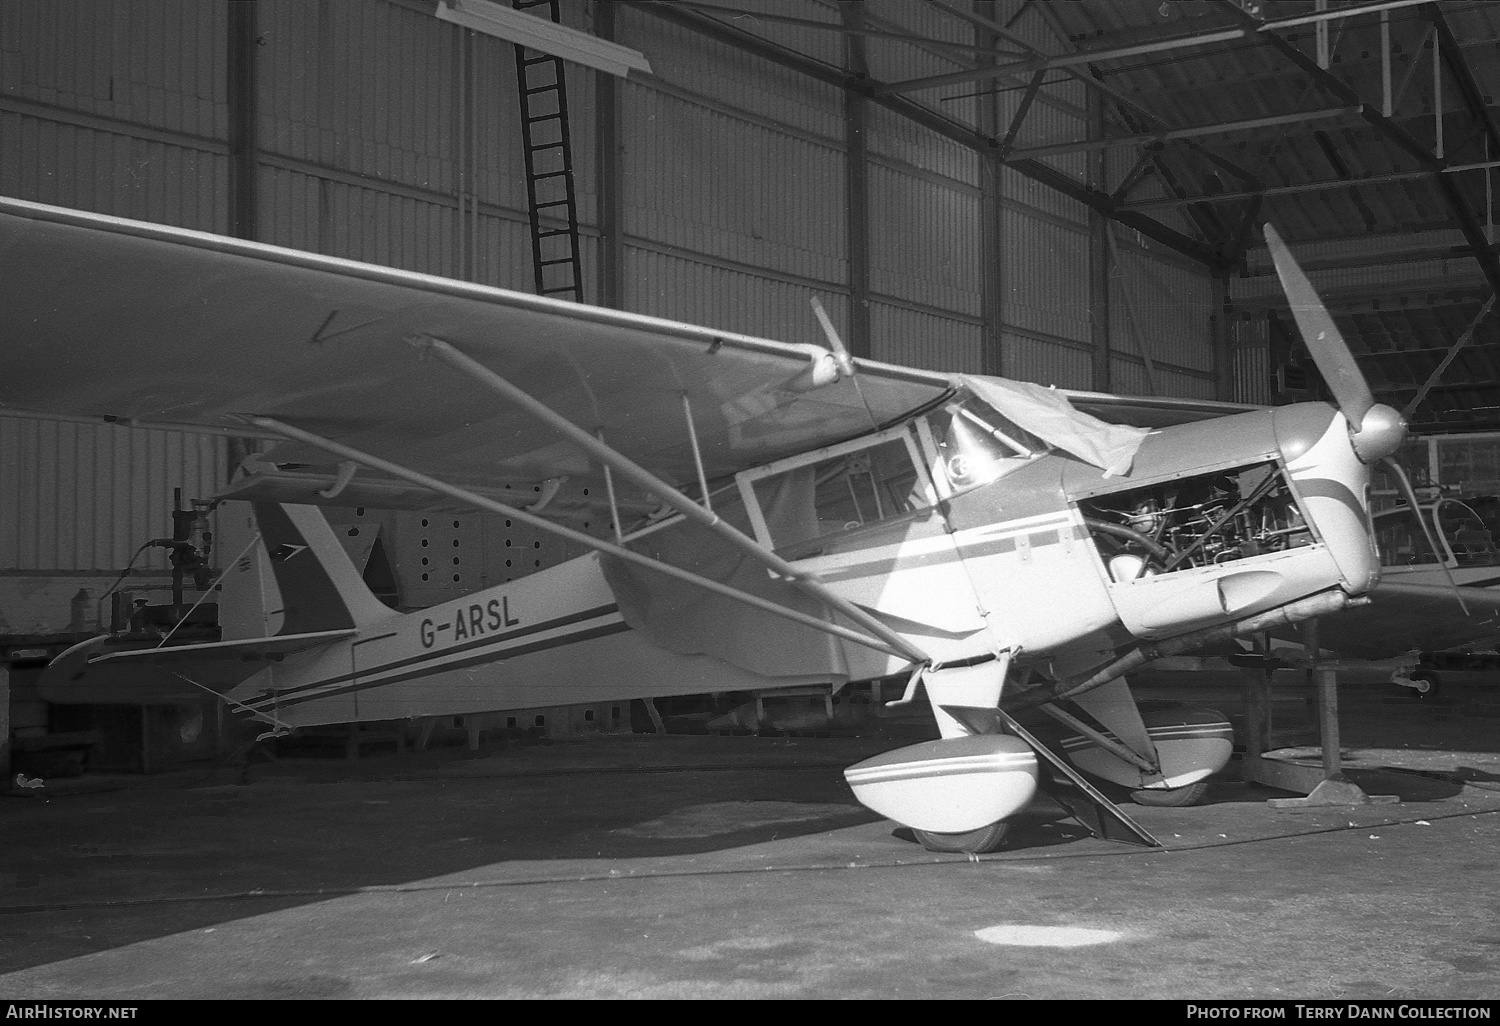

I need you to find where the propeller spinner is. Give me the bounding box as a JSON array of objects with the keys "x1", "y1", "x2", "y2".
[{"x1": 1264, "y1": 224, "x2": 1407, "y2": 464}]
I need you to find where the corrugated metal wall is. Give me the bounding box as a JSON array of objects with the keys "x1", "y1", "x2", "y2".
[
  {"x1": 0, "y1": 415, "x2": 227, "y2": 572},
  {"x1": 1003, "y1": 210, "x2": 1092, "y2": 349},
  {"x1": 1109, "y1": 233, "x2": 1218, "y2": 399},
  {"x1": 616, "y1": 4, "x2": 846, "y2": 351},
  {"x1": 1, "y1": 0, "x2": 1223, "y2": 626},
  {"x1": 1, "y1": 0, "x2": 231, "y2": 608},
  {"x1": 1232, "y1": 311, "x2": 1274, "y2": 406},
  {"x1": 0, "y1": 0, "x2": 228, "y2": 227},
  {"x1": 621, "y1": 82, "x2": 845, "y2": 289},
  {"x1": 860, "y1": 1, "x2": 983, "y2": 370}
]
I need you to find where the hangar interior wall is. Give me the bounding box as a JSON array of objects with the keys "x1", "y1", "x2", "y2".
[{"x1": 0, "y1": 0, "x2": 1227, "y2": 622}]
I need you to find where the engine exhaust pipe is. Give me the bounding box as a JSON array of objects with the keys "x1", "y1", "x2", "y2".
[{"x1": 1005, "y1": 588, "x2": 1363, "y2": 711}]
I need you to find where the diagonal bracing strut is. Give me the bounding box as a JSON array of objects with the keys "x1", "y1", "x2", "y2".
[
  {"x1": 407, "y1": 335, "x2": 932, "y2": 665},
  {"x1": 248, "y1": 416, "x2": 916, "y2": 662}
]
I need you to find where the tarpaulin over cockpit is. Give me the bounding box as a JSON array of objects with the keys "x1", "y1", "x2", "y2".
[{"x1": 961, "y1": 375, "x2": 1152, "y2": 478}]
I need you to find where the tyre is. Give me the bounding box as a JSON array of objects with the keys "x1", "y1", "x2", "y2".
[
  {"x1": 1409, "y1": 670, "x2": 1441, "y2": 698},
  {"x1": 913, "y1": 821, "x2": 1011, "y2": 854},
  {"x1": 1129, "y1": 780, "x2": 1211, "y2": 807}
]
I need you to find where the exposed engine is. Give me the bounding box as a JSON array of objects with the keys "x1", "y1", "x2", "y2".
[{"x1": 1078, "y1": 461, "x2": 1315, "y2": 581}]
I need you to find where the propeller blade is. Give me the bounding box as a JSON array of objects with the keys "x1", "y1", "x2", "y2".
[
  {"x1": 1380, "y1": 457, "x2": 1470, "y2": 616},
  {"x1": 1264, "y1": 223, "x2": 1375, "y2": 431},
  {"x1": 809, "y1": 297, "x2": 856, "y2": 379},
  {"x1": 809, "y1": 296, "x2": 879, "y2": 431}
]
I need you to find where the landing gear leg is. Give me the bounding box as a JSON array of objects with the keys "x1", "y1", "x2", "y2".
[{"x1": 1409, "y1": 670, "x2": 1441, "y2": 698}]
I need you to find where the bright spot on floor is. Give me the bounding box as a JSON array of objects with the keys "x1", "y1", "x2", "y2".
[{"x1": 974, "y1": 925, "x2": 1123, "y2": 947}]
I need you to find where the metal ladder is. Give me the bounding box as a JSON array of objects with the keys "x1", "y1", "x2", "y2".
[{"x1": 513, "y1": 0, "x2": 582, "y2": 302}]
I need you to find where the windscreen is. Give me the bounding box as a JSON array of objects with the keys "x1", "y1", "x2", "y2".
[{"x1": 924, "y1": 394, "x2": 1050, "y2": 492}]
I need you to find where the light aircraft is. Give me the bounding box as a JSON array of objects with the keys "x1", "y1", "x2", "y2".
[
  {"x1": 0, "y1": 197, "x2": 1419, "y2": 852},
  {"x1": 1247, "y1": 491, "x2": 1500, "y2": 696}
]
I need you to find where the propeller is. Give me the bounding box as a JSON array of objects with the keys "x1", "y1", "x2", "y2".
[
  {"x1": 1265, "y1": 226, "x2": 1474, "y2": 614},
  {"x1": 809, "y1": 297, "x2": 879, "y2": 430},
  {"x1": 809, "y1": 296, "x2": 857, "y2": 379},
  {"x1": 1264, "y1": 223, "x2": 1407, "y2": 464}
]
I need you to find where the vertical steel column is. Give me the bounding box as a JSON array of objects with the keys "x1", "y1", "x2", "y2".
[
  {"x1": 1380, "y1": 10, "x2": 1392, "y2": 117},
  {"x1": 469, "y1": 27, "x2": 479, "y2": 280},
  {"x1": 1088, "y1": 86, "x2": 1111, "y2": 391},
  {"x1": 594, "y1": 0, "x2": 624, "y2": 308},
  {"x1": 976, "y1": 0, "x2": 1005, "y2": 378},
  {"x1": 455, "y1": 23, "x2": 470, "y2": 280},
  {"x1": 841, "y1": 1, "x2": 871, "y2": 360},
  {"x1": 0, "y1": 663, "x2": 9, "y2": 785},
  {"x1": 1212, "y1": 270, "x2": 1233, "y2": 402},
  {"x1": 227, "y1": 0, "x2": 259, "y2": 240}
]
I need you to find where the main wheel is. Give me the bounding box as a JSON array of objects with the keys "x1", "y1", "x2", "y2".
[
  {"x1": 1129, "y1": 780, "x2": 1211, "y2": 807},
  {"x1": 913, "y1": 821, "x2": 1011, "y2": 854},
  {"x1": 1409, "y1": 670, "x2": 1441, "y2": 698}
]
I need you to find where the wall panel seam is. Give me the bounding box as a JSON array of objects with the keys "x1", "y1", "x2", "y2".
[{"x1": 0, "y1": 94, "x2": 228, "y2": 154}]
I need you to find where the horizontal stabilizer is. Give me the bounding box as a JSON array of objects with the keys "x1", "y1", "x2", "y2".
[{"x1": 38, "y1": 630, "x2": 356, "y2": 705}]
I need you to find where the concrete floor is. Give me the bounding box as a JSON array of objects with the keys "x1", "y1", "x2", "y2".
[{"x1": 3, "y1": 684, "x2": 1500, "y2": 999}]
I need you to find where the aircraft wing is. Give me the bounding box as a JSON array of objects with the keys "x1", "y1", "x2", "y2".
[
  {"x1": 1299, "y1": 581, "x2": 1500, "y2": 659},
  {"x1": 0, "y1": 197, "x2": 951, "y2": 501}
]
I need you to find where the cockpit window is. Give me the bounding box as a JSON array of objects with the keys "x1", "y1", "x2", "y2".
[
  {"x1": 924, "y1": 394, "x2": 1050, "y2": 492},
  {"x1": 738, "y1": 429, "x2": 936, "y2": 558}
]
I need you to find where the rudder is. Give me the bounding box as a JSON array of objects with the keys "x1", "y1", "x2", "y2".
[{"x1": 251, "y1": 503, "x2": 394, "y2": 634}]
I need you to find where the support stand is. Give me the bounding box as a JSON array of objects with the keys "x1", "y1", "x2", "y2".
[
  {"x1": 1239, "y1": 619, "x2": 1398, "y2": 808},
  {"x1": 0, "y1": 662, "x2": 9, "y2": 787}
]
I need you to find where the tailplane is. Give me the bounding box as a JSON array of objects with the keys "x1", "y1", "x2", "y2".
[{"x1": 251, "y1": 503, "x2": 394, "y2": 634}]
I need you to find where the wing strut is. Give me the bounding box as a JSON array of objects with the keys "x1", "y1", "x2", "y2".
[
  {"x1": 406, "y1": 336, "x2": 932, "y2": 665},
  {"x1": 248, "y1": 416, "x2": 915, "y2": 662}
]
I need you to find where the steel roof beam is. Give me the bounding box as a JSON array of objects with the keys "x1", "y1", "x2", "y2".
[
  {"x1": 1107, "y1": 105, "x2": 1229, "y2": 244},
  {"x1": 1228, "y1": 194, "x2": 1266, "y2": 271},
  {"x1": 670, "y1": 1, "x2": 1029, "y2": 57},
  {"x1": 874, "y1": 0, "x2": 1434, "y2": 97},
  {"x1": 941, "y1": 0, "x2": 1264, "y2": 194},
  {"x1": 1123, "y1": 158, "x2": 1500, "y2": 210},
  {"x1": 1018, "y1": 0, "x2": 1264, "y2": 245},
  {"x1": 921, "y1": 0, "x2": 1046, "y2": 56},
  {"x1": 1011, "y1": 106, "x2": 1358, "y2": 160},
  {"x1": 1111, "y1": 151, "x2": 1158, "y2": 203},
  {"x1": 998, "y1": 70, "x2": 1047, "y2": 158},
  {"x1": 622, "y1": 0, "x2": 1218, "y2": 266},
  {"x1": 1427, "y1": 6, "x2": 1500, "y2": 161},
  {"x1": 1214, "y1": 0, "x2": 1500, "y2": 305}
]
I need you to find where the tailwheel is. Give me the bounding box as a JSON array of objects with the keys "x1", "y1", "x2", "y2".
[
  {"x1": 913, "y1": 821, "x2": 1011, "y2": 854},
  {"x1": 1129, "y1": 780, "x2": 1211, "y2": 807},
  {"x1": 1410, "y1": 670, "x2": 1441, "y2": 698}
]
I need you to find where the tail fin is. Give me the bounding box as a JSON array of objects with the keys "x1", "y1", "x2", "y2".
[{"x1": 251, "y1": 503, "x2": 394, "y2": 634}]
